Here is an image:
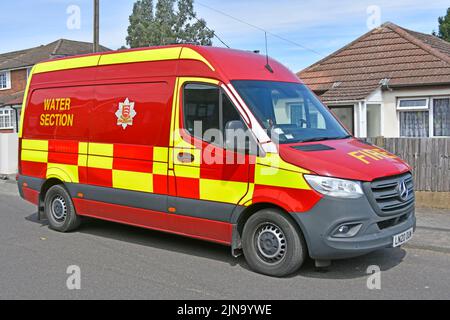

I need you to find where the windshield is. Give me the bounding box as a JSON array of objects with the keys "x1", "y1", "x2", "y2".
[{"x1": 232, "y1": 80, "x2": 351, "y2": 144}]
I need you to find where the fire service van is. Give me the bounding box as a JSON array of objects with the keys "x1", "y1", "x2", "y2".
[{"x1": 18, "y1": 45, "x2": 415, "y2": 277}]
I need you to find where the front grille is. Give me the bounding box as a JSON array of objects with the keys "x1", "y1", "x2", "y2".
[
  {"x1": 377, "y1": 213, "x2": 409, "y2": 230},
  {"x1": 369, "y1": 173, "x2": 414, "y2": 216}
]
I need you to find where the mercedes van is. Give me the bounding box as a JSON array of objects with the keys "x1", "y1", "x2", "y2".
[{"x1": 18, "y1": 45, "x2": 415, "y2": 277}]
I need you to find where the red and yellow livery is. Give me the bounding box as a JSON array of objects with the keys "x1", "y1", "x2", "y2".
[{"x1": 18, "y1": 45, "x2": 416, "y2": 277}]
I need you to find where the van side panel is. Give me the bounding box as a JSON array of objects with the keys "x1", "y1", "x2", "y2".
[
  {"x1": 23, "y1": 86, "x2": 93, "y2": 140},
  {"x1": 72, "y1": 198, "x2": 231, "y2": 245},
  {"x1": 19, "y1": 56, "x2": 236, "y2": 245},
  {"x1": 85, "y1": 81, "x2": 173, "y2": 193},
  {"x1": 30, "y1": 66, "x2": 98, "y2": 87},
  {"x1": 95, "y1": 60, "x2": 178, "y2": 82},
  {"x1": 73, "y1": 198, "x2": 168, "y2": 234},
  {"x1": 21, "y1": 85, "x2": 93, "y2": 183},
  {"x1": 91, "y1": 81, "x2": 172, "y2": 147}
]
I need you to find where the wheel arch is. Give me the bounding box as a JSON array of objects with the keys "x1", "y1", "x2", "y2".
[
  {"x1": 232, "y1": 202, "x2": 310, "y2": 257},
  {"x1": 237, "y1": 202, "x2": 308, "y2": 242},
  {"x1": 39, "y1": 178, "x2": 65, "y2": 206},
  {"x1": 235, "y1": 202, "x2": 286, "y2": 237},
  {"x1": 39, "y1": 178, "x2": 82, "y2": 232},
  {"x1": 46, "y1": 166, "x2": 75, "y2": 183}
]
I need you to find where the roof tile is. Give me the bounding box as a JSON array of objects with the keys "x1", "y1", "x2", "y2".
[
  {"x1": 299, "y1": 22, "x2": 450, "y2": 102},
  {"x1": 0, "y1": 39, "x2": 110, "y2": 107},
  {"x1": 0, "y1": 39, "x2": 110, "y2": 71}
]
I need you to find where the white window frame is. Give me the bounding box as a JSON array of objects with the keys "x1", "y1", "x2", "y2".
[
  {"x1": 397, "y1": 96, "x2": 450, "y2": 138},
  {"x1": 397, "y1": 97, "x2": 429, "y2": 111},
  {"x1": 431, "y1": 96, "x2": 450, "y2": 138},
  {"x1": 0, "y1": 70, "x2": 11, "y2": 90},
  {"x1": 0, "y1": 108, "x2": 14, "y2": 129}
]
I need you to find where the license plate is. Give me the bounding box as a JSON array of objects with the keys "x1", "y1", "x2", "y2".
[{"x1": 393, "y1": 228, "x2": 413, "y2": 247}]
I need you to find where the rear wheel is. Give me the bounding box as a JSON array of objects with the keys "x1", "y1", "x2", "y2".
[
  {"x1": 242, "y1": 209, "x2": 306, "y2": 277},
  {"x1": 44, "y1": 184, "x2": 81, "y2": 232}
]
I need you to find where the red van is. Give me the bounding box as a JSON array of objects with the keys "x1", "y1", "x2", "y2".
[{"x1": 18, "y1": 45, "x2": 415, "y2": 277}]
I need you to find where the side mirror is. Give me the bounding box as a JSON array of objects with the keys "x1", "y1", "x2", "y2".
[{"x1": 224, "y1": 120, "x2": 262, "y2": 155}]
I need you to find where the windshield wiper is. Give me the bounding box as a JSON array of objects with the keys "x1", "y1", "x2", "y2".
[{"x1": 299, "y1": 135, "x2": 352, "y2": 143}]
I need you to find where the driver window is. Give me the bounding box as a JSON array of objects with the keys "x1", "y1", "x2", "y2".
[{"x1": 183, "y1": 83, "x2": 241, "y2": 145}]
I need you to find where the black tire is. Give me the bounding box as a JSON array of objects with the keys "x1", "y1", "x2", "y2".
[
  {"x1": 242, "y1": 209, "x2": 306, "y2": 277},
  {"x1": 44, "y1": 184, "x2": 81, "y2": 232}
]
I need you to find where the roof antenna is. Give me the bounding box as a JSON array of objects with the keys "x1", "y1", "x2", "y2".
[{"x1": 264, "y1": 32, "x2": 274, "y2": 73}]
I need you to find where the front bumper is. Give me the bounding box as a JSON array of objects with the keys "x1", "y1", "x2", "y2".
[{"x1": 290, "y1": 195, "x2": 416, "y2": 260}]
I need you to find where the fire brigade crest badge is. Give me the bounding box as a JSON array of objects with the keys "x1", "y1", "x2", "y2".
[{"x1": 115, "y1": 98, "x2": 136, "y2": 129}]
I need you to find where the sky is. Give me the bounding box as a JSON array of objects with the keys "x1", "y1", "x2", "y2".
[{"x1": 0, "y1": 0, "x2": 449, "y2": 72}]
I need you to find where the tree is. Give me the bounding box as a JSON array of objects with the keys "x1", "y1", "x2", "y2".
[
  {"x1": 433, "y1": 7, "x2": 450, "y2": 42},
  {"x1": 154, "y1": 0, "x2": 177, "y2": 45},
  {"x1": 126, "y1": 0, "x2": 156, "y2": 48},
  {"x1": 126, "y1": 0, "x2": 214, "y2": 48}
]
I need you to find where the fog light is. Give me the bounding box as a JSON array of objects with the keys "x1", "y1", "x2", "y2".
[{"x1": 333, "y1": 223, "x2": 362, "y2": 238}]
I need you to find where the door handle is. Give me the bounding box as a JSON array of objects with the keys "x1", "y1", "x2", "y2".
[{"x1": 177, "y1": 152, "x2": 195, "y2": 163}]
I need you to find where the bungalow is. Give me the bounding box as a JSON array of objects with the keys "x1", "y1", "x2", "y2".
[
  {"x1": 0, "y1": 39, "x2": 110, "y2": 133},
  {"x1": 298, "y1": 22, "x2": 450, "y2": 138}
]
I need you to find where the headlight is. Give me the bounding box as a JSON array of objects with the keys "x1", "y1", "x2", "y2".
[{"x1": 304, "y1": 175, "x2": 363, "y2": 199}]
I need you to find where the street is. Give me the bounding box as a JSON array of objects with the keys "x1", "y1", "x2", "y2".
[{"x1": 1, "y1": 180, "x2": 449, "y2": 300}]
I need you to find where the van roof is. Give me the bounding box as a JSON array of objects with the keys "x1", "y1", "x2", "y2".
[{"x1": 31, "y1": 44, "x2": 300, "y2": 83}]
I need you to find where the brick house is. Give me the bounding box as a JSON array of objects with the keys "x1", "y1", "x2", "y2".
[
  {"x1": 298, "y1": 22, "x2": 450, "y2": 138},
  {"x1": 0, "y1": 39, "x2": 110, "y2": 133}
]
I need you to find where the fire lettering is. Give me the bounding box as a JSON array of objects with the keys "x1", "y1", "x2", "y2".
[{"x1": 349, "y1": 148, "x2": 397, "y2": 164}]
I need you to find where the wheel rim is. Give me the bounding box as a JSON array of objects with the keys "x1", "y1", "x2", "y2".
[
  {"x1": 255, "y1": 223, "x2": 287, "y2": 264},
  {"x1": 51, "y1": 195, "x2": 67, "y2": 222}
]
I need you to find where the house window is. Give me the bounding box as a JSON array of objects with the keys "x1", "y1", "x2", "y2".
[
  {"x1": 0, "y1": 71, "x2": 11, "y2": 90},
  {"x1": 329, "y1": 105, "x2": 354, "y2": 135},
  {"x1": 0, "y1": 109, "x2": 13, "y2": 129},
  {"x1": 433, "y1": 98, "x2": 450, "y2": 137},
  {"x1": 399, "y1": 111, "x2": 429, "y2": 137},
  {"x1": 398, "y1": 98, "x2": 429, "y2": 110},
  {"x1": 398, "y1": 98, "x2": 430, "y2": 137},
  {"x1": 287, "y1": 102, "x2": 325, "y2": 129},
  {"x1": 398, "y1": 97, "x2": 450, "y2": 137}
]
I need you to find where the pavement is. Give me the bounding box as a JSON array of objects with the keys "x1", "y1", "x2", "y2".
[
  {"x1": 407, "y1": 208, "x2": 450, "y2": 254},
  {"x1": 0, "y1": 177, "x2": 450, "y2": 300}
]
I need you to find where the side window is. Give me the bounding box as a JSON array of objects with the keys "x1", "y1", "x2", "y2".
[
  {"x1": 222, "y1": 91, "x2": 241, "y2": 128},
  {"x1": 184, "y1": 84, "x2": 220, "y2": 139},
  {"x1": 183, "y1": 83, "x2": 241, "y2": 144}
]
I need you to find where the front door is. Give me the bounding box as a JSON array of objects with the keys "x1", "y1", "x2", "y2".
[{"x1": 168, "y1": 78, "x2": 252, "y2": 232}]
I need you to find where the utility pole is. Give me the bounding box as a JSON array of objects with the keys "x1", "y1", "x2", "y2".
[{"x1": 93, "y1": 0, "x2": 100, "y2": 52}]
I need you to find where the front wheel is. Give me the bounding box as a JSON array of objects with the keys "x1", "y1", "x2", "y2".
[
  {"x1": 44, "y1": 184, "x2": 81, "y2": 232},
  {"x1": 242, "y1": 209, "x2": 307, "y2": 277}
]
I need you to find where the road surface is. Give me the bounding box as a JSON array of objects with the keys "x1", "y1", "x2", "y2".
[{"x1": 0, "y1": 180, "x2": 449, "y2": 299}]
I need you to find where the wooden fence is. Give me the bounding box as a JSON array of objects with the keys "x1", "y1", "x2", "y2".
[{"x1": 363, "y1": 137, "x2": 450, "y2": 192}]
